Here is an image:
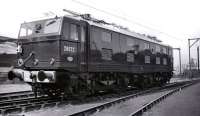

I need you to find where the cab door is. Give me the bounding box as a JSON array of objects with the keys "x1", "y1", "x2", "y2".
[
  {"x1": 79, "y1": 25, "x2": 87, "y2": 72},
  {"x1": 60, "y1": 21, "x2": 81, "y2": 71}
]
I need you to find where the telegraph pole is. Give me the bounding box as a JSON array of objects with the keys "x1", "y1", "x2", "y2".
[
  {"x1": 188, "y1": 39, "x2": 191, "y2": 71},
  {"x1": 188, "y1": 38, "x2": 200, "y2": 77},
  {"x1": 179, "y1": 49, "x2": 182, "y2": 74},
  {"x1": 173, "y1": 48, "x2": 181, "y2": 74},
  {"x1": 197, "y1": 46, "x2": 199, "y2": 71}
]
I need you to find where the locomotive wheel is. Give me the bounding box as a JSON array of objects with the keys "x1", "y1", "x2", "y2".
[
  {"x1": 33, "y1": 83, "x2": 63, "y2": 97},
  {"x1": 62, "y1": 76, "x2": 91, "y2": 99},
  {"x1": 45, "y1": 89, "x2": 62, "y2": 97},
  {"x1": 134, "y1": 75, "x2": 146, "y2": 89}
]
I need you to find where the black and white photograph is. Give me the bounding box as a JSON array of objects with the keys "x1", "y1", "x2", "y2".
[{"x1": 0, "y1": 0, "x2": 200, "y2": 116}]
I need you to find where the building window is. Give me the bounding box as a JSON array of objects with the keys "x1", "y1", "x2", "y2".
[
  {"x1": 70, "y1": 24, "x2": 79, "y2": 41},
  {"x1": 144, "y1": 42, "x2": 150, "y2": 50},
  {"x1": 170, "y1": 57, "x2": 173, "y2": 66},
  {"x1": 145, "y1": 56, "x2": 150, "y2": 64},
  {"x1": 156, "y1": 57, "x2": 160, "y2": 64},
  {"x1": 102, "y1": 48, "x2": 112, "y2": 60},
  {"x1": 127, "y1": 53, "x2": 134, "y2": 63},
  {"x1": 156, "y1": 45, "x2": 161, "y2": 53},
  {"x1": 163, "y1": 58, "x2": 167, "y2": 65},
  {"x1": 169, "y1": 49, "x2": 172, "y2": 56},
  {"x1": 102, "y1": 31, "x2": 111, "y2": 42},
  {"x1": 160, "y1": 47, "x2": 163, "y2": 53},
  {"x1": 163, "y1": 47, "x2": 167, "y2": 54},
  {"x1": 127, "y1": 38, "x2": 134, "y2": 46},
  {"x1": 150, "y1": 44, "x2": 156, "y2": 54},
  {"x1": 133, "y1": 44, "x2": 139, "y2": 54}
]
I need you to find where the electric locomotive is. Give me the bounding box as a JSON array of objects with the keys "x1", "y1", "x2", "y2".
[{"x1": 8, "y1": 11, "x2": 173, "y2": 97}]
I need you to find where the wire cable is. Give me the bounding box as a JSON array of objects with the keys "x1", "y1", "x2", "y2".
[{"x1": 72, "y1": 0, "x2": 183, "y2": 41}]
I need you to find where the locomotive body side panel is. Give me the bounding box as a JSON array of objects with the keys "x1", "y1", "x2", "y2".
[{"x1": 88, "y1": 25, "x2": 173, "y2": 73}]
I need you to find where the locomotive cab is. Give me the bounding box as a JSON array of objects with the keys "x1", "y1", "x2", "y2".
[
  {"x1": 18, "y1": 17, "x2": 86, "y2": 69},
  {"x1": 9, "y1": 16, "x2": 87, "y2": 84},
  {"x1": 17, "y1": 17, "x2": 62, "y2": 69}
]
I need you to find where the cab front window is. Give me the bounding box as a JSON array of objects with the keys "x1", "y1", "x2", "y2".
[
  {"x1": 19, "y1": 18, "x2": 62, "y2": 38},
  {"x1": 44, "y1": 19, "x2": 61, "y2": 34},
  {"x1": 19, "y1": 24, "x2": 33, "y2": 37}
]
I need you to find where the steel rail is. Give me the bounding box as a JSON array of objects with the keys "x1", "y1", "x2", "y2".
[{"x1": 0, "y1": 91, "x2": 34, "y2": 102}]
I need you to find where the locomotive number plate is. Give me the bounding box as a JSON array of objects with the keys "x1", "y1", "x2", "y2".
[{"x1": 64, "y1": 46, "x2": 75, "y2": 52}]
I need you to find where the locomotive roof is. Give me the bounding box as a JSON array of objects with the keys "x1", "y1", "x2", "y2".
[
  {"x1": 64, "y1": 15, "x2": 170, "y2": 47},
  {"x1": 22, "y1": 15, "x2": 171, "y2": 48},
  {"x1": 63, "y1": 15, "x2": 171, "y2": 48}
]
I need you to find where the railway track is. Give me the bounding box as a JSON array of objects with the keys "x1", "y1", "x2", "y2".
[
  {"x1": 0, "y1": 90, "x2": 68, "y2": 115},
  {"x1": 1, "y1": 79, "x2": 199, "y2": 116},
  {"x1": 0, "y1": 95, "x2": 65, "y2": 115},
  {"x1": 68, "y1": 80, "x2": 199, "y2": 116}
]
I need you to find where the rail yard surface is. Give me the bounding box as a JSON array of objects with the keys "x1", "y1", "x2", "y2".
[
  {"x1": 143, "y1": 80, "x2": 200, "y2": 116},
  {"x1": 0, "y1": 75, "x2": 198, "y2": 116},
  {"x1": 0, "y1": 79, "x2": 193, "y2": 116},
  {"x1": 0, "y1": 84, "x2": 31, "y2": 94}
]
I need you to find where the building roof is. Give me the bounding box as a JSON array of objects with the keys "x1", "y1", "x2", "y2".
[
  {"x1": 0, "y1": 36, "x2": 17, "y2": 54},
  {"x1": 0, "y1": 36, "x2": 16, "y2": 42}
]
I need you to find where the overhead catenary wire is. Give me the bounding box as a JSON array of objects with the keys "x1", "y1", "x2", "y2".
[{"x1": 71, "y1": 0, "x2": 183, "y2": 41}]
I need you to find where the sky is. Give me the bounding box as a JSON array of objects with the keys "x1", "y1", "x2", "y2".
[{"x1": 0, "y1": 0, "x2": 200, "y2": 72}]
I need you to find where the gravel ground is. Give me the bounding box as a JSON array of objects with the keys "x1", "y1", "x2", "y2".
[
  {"x1": 22, "y1": 90, "x2": 173, "y2": 116},
  {"x1": 22, "y1": 98, "x2": 118, "y2": 116},
  {"x1": 91, "y1": 90, "x2": 173, "y2": 116},
  {"x1": 143, "y1": 82, "x2": 200, "y2": 116}
]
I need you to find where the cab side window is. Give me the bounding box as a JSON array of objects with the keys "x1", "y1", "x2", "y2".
[
  {"x1": 62, "y1": 23, "x2": 79, "y2": 41},
  {"x1": 70, "y1": 24, "x2": 79, "y2": 41},
  {"x1": 63, "y1": 23, "x2": 69, "y2": 39}
]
